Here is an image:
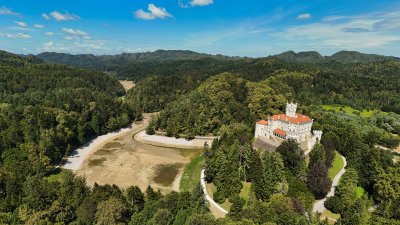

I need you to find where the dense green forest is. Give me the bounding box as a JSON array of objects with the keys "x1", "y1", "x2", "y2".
[
  {"x1": 202, "y1": 108, "x2": 399, "y2": 224},
  {"x1": 0, "y1": 51, "x2": 140, "y2": 224},
  {"x1": 1, "y1": 49, "x2": 400, "y2": 224},
  {"x1": 124, "y1": 55, "x2": 400, "y2": 118},
  {"x1": 39, "y1": 50, "x2": 400, "y2": 114}
]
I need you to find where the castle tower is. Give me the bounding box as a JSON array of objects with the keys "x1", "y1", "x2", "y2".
[
  {"x1": 285, "y1": 102, "x2": 297, "y2": 118},
  {"x1": 313, "y1": 130, "x2": 323, "y2": 142}
]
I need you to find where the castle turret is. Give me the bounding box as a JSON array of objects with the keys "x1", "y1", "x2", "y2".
[
  {"x1": 285, "y1": 102, "x2": 297, "y2": 118},
  {"x1": 313, "y1": 130, "x2": 323, "y2": 142}
]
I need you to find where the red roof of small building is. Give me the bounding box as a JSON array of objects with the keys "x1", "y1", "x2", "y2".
[
  {"x1": 273, "y1": 128, "x2": 286, "y2": 136},
  {"x1": 257, "y1": 120, "x2": 268, "y2": 125},
  {"x1": 271, "y1": 113, "x2": 312, "y2": 124}
]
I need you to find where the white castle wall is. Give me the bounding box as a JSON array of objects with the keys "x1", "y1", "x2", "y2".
[{"x1": 255, "y1": 103, "x2": 323, "y2": 151}]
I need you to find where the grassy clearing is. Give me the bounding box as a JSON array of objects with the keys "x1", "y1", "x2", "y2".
[
  {"x1": 205, "y1": 182, "x2": 232, "y2": 211},
  {"x1": 45, "y1": 168, "x2": 63, "y2": 183},
  {"x1": 328, "y1": 151, "x2": 344, "y2": 181},
  {"x1": 321, "y1": 209, "x2": 340, "y2": 223},
  {"x1": 46, "y1": 173, "x2": 61, "y2": 183},
  {"x1": 322, "y1": 105, "x2": 380, "y2": 118},
  {"x1": 205, "y1": 181, "x2": 251, "y2": 211},
  {"x1": 180, "y1": 155, "x2": 205, "y2": 192}
]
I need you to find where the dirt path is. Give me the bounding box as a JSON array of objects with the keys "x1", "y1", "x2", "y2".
[{"x1": 313, "y1": 155, "x2": 347, "y2": 221}]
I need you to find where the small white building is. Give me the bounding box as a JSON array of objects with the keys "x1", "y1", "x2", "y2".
[{"x1": 255, "y1": 102, "x2": 322, "y2": 151}]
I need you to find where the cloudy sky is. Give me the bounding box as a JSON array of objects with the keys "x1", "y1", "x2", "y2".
[{"x1": 0, "y1": 0, "x2": 400, "y2": 57}]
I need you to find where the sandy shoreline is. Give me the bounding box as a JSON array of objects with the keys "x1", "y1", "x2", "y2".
[
  {"x1": 134, "y1": 131, "x2": 215, "y2": 150},
  {"x1": 62, "y1": 126, "x2": 133, "y2": 171}
]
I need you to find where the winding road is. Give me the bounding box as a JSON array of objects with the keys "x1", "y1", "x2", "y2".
[
  {"x1": 200, "y1": 155, "x2": 347, "y2": 220},
  {"x1": 200, "y1": 170, "x2": 228, "y2": 217},
  {"x1": 313, "y1": 155, "x2": 347, "y2": 220}
]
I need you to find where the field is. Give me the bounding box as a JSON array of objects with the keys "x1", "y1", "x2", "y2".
[
  {"x1": 328, "y1": 151, "x2": 344, "y2": 180},
  {"x1": 180, "y1": 155, "x2": 205, "y2": 192},
  {"x1": 322, "y1": 105, "x2": 380, "y2": 118}
]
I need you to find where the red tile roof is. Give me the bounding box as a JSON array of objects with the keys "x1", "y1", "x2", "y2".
[
  {"x1": 257, "y1": 120, "x2": 268, "y2": 125},
  {"x1": 273, "y1": 128, "x2": 286, "y2": 136},
  {"x1": 271, "y1": 113, "x2": 312, "y2": 124}
]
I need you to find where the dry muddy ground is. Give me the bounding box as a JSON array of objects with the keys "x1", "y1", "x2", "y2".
[
  {"x1": 77, "y1": 114, "x2": 201, "y2": 193},
  {"x1": 119, "y1": 80, "x2": 135, "y2": 91}
]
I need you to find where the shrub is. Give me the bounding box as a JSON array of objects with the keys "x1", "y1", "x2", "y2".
[
  {"x1": 213, "y1": 189, "x2": 226, "y2": 204},
  {"x1": 145, "y1": 125, "x2": 155, "y2": 135},
  {"x1": 325, "y1": 196, "x2": 344, "y2": 214}
]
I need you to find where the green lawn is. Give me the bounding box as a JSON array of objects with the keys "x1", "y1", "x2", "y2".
[
  {"x1": 322, "y1": 105, "x2": 380, "y2": 118},
  {"x1": 206, "y1": 181, "x2": 251, "y2": 211},
  {"x1": 328, "y1": 151, "x2": 344, "y2": 181},
  {"x1": 321, "y1": 209, "x2": 340, "y2": 224},
  {"x1": 180, "y1": 155, "x2": 205, "y2": 192},
  {"x1": 45, "y1": 168, "x2": 63, "y2": 183},
  {"x1": 205, "y1": 182, "x2": 232, "y2": 211}
]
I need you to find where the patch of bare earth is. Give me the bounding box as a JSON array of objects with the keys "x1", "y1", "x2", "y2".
[
  {"x1": 394, "y1": 145, "x2": 400, "y2": 163},
  {"x1": 395, "y1": 145, "x2": 400, "y2": 153},
  {"x1": 76, "y1": 113, "x2": 201, "y2": 194},
  {"x1": 119, "y1": 80, "x2": 135, "y2": 91}
]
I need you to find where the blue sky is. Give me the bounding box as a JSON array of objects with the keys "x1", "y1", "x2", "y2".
[{"x1": 1, "y1": 0, "x2": 400, "y2": 57}]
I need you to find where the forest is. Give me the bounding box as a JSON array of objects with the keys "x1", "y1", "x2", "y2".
[{"x1": 0, "y1": 49, "x2": 399, "y2": 224}]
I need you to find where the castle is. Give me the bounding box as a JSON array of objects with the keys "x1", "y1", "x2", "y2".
[{"x1": 254, "y1": 103, "x2": 322, "y2": 152}]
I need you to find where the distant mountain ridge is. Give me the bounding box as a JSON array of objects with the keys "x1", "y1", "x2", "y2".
[
  {"x1": 36, "y1": 50, "x2": 400, "y2": 69},
  {"x1": 275, "y1": 50, "x2": 400, "y2": 63},
  {"x1": 36, "y1": 50, "x2": 240, "y2": 70}
]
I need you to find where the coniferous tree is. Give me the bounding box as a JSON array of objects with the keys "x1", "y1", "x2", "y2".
[{"x1": 307, "y1": 161, "x2": 331, "y2": 199}]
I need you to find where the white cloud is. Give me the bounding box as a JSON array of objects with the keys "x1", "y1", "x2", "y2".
[
  {"x1": 297, "y1": 13, "x2": 312, "y2": 20},
  {"x1": 0, "y1": 6, "x2": 22, "y2": 17},
  {"x1": 43, "y1": 41, "x2": 54, "y2": 47},
  {"x1": 190, "y1": 0, "x2": 214, "y2": 6},
  {"x1": 63, "y1": 36, "x2": 75, "y2": 40},
  {"x1": 62, "y1": 28, "x2": 88, "y2": 36},
  {"x1": 0, "y1": 32, "x2": 31, "y2": 39},
  {"x1": 134, "y1": 4, "x2": 172, "y2": 20},
  {"x1": 42, "y1": 11, "x2": 80, "y2": 21},
  {"x1": 14, "y1": 21, "x2": 27, "y2": 27},
  {"x1": 282, "y1": 12, "x2": 400, "y2": 49},
  {"x1": 42, "y1": 13, "x2": 50, "y2": 20},
  {"x1": 34, "y1": 24, "x2": 44, "y2": 29},
  {"x1": 179, "y1": 0, "x2": 213, "y2": 8},
  {"x1": 45, "y1": 32, "x2": 54, "y2": 36},
  {"x1": 39, "y1": 38, "x2": 107, "y2": 53}
]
